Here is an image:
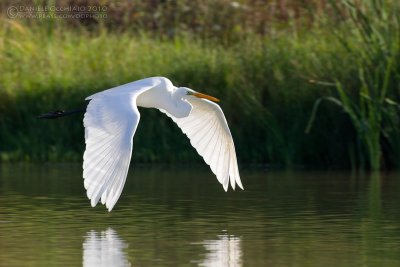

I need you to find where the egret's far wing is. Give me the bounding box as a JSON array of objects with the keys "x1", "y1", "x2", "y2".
[
  {"x1": 162, "y1": 96, "x2": 243, "y2": 191},
  {"x1": 83, "y1": 93, "x2": 141, "y2": 211}
]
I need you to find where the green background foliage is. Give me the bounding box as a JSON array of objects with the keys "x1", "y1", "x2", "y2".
[{"x1": 0, "y1": 0, "x2": 399, "y2": 169}]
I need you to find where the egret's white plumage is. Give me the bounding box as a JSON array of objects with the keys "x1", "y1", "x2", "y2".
[{"x1": 83, "y1": 77, "x2": 243, "y2": 211}]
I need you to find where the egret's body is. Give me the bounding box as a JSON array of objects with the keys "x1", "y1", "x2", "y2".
[{"x1": 81, "y1": 77, "x2": 242, "y2": 211}]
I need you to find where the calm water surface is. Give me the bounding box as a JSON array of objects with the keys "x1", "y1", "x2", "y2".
[{"x1": 1, "y1": 164, "x2": 400, "y2": 266}]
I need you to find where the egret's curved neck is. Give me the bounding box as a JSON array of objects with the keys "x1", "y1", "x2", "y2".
[
  {"x1": 136, "y1": 85, "x2": 192, "y2": 118},
  {"x1": 164, "y1": 88, "x2": 192, "y2": 118}
]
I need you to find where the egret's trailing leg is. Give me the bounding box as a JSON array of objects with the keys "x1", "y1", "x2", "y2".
[{"x1": 38, "y1": 108, "x2": 86, "y2": 119}]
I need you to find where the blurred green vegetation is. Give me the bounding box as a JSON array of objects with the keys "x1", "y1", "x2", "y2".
[{"x1": 0, "y1": 0, "x2": 399, "y2": 170}]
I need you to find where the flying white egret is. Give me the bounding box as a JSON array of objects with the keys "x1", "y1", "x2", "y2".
[{"x1": 40, "y1": 77, "x2": 243, "y2": 211}]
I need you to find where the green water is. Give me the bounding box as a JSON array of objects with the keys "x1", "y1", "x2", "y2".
[{"x1": 0, "y1": 164, "x2": 400, "y2": 266}]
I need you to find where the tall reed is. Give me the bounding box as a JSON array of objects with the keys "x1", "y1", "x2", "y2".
[{"x1": 306, "y1": 0, "x2": 400, "y2": 170}]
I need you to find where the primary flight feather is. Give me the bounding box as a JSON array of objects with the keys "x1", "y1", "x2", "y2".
[{"x1": 81, "y1": 77, "x2": 242, "y2": 211}]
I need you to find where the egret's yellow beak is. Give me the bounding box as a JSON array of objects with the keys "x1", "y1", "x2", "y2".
[{"x1": 192, "y1": 92, "x2": 220, "y2": 102}]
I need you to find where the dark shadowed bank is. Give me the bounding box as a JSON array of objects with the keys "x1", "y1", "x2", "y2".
[{"x1": 0, "y1": 0, "x2": 399, "y2": 170}]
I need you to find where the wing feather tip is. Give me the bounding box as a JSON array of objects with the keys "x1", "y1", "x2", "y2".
[
  {"x1": 90, "y1": 200, "x2": 97, "y2": 208},
  {"x1": 236, "y1": 177, "x2": 244, "y2": 190},
  {"x1": 106, "y1": 202, "x2": 115, "y2": 212},
  {"x1": 222, "y1": 182, "x2": 229, "y2": 192}
]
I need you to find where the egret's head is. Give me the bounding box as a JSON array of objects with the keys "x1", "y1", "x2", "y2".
[
  {"x1": 182, "y1": 88, "x2": 220, "y2": 102},
  {"x1": 171, "y1": 87, "x2": 220, "y2": 118}
]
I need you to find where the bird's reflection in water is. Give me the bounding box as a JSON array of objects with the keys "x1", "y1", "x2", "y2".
[
  {"x1": 199, "y1": 234, "x2": 242, "y2": 267},
  {"x1": 83, "y1": 228, "x2": 131, "y2": 267}
]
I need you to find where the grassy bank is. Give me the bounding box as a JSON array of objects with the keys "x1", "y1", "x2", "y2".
[{"x1": 0, "y1": 1, "x2": 399, "y2": 169}]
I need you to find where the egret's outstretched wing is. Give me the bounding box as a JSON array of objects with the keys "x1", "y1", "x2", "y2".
[
  {"x1": 83, "y1": 94, "x2": 138, "y2": 211},
  {"x1": 83, "y1": 78, "x2": 163, "y2": 211},
  {"x1": 162, "y1": 96, "x2": 243, "y2": 191}
]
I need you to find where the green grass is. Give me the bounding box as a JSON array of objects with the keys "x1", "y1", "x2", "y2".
[
  {"x1": 0, "y1": 1, "x2": 399, "y2": 169},
  {"x1": 307, "y1": 0, "x2": 400, "y2": 170}
]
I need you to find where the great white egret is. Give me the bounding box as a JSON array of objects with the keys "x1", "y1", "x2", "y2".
[{"x1": 40, "y1": 77, "x2": 243, "y2": 211}]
